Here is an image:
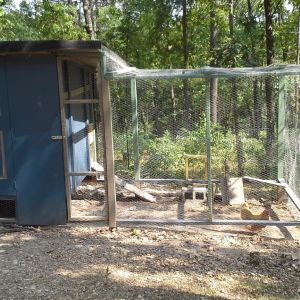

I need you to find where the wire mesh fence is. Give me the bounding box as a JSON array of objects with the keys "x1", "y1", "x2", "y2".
[
  {"x1": 108, "y1": 70, "x2": 300, "y2": 223},
  {"x1": 57, "y1": 47, "x2": 300, "y2": 227}
]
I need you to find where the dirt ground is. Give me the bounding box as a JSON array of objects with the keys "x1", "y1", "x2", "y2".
[{"x1": 0, "y1": 222, "x2": 299, "y2": 300}]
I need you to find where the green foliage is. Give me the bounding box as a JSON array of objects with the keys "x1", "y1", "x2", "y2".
[
  {"x1": 141, "y1": 131, "x2": 185, "y2": 178},
  {"x1": 0, "y1": 0, "x2": 86, "y2": 41},
  {"x1": 134, "y1": 126, "x2": 267, "y2": 180}
]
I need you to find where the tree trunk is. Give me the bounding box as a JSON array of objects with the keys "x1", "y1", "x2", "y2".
[
  {"x1": 263, "y1": 0, "x2": 275, "y2": 178},
  {"x1": 210, "y1": 5, "x2": 218, "y2": 123},
  {"x1": 246, "y1": 0, "x2": 262, "y2": 138},
  {"x1": 297, "y1": 5, "x2": 300, "y2": 64},
  {"x1": 253, "y1": 78, "x2": 262, "y2": 138},
  {"x1": 182, "y1": 0, "x2": 190, "y2": 129},
  {"x1": 229, "y1": 0, "x2": 245, "y2": 176},
  {"x1": 82, "y1": 0, "x2": 96, "y2": 40}
]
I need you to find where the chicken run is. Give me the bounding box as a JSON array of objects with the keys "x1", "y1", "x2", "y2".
[{"x1": 64, "y1": 47, "x2": 300, "y2": 235}]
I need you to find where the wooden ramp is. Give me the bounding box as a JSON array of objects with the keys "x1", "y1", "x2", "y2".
[{"x1": 92, "y1": 162, "x2": 156, "y2": 203}]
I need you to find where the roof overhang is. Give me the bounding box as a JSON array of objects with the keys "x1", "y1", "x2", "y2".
[{"x1": 0, "y1": 40, "x2": 104, "y2": 54}]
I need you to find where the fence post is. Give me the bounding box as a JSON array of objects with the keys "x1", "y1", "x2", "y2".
[
  {"x1": 277, "y1": 75, "x2": 285, "y2": 180},
  {"x1": 99, "y1": 52, "x2": 117, "y2": 229},
  {"x1": 131, "y1": 78, "x2": 140, "y2": 180},
  {"x1": 277, "y1": 75, "x2": 286, "y2": 203},
  {"x1": 206, "y1": 78, "x2": 213, "y2": 221}
]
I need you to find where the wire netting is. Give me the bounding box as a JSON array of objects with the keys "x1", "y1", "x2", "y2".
[{"x1": 109, "y1": 73, "x2": 300, "y2": 223}]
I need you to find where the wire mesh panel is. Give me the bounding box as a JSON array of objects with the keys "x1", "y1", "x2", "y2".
[
  {"x1": 110, "y1": 78, "x2": 210, "y2": 221},
  {"x1": 73, "y1": 47, "x2": 300, "y2": 228},
  {"x1": 107, "y1": 59, "x2": 300, "y2": 225},
  {"x1": 60, "y1": 59, "x2": 107, "y2": 220}
]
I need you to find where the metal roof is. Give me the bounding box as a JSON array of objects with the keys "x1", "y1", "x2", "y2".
[{"x1": 0, "y1": 40, "x2": 104, "y2": 54}]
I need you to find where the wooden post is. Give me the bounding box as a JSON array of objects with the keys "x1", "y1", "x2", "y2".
[
  {"x1": 56, "y1": 58, "x2": 72, "y2": 220},
  {"x1": 185, "y1": 155, "x2": 189, "y2": 180},
  {"x1": 277, "y1": 75, "x2": 286, "y2": 202},
  {"x1": 131, "y1": 78, "x2": 140, "y2": 180},
  {"x1": 98, "y1": 56, "x2": 117, "y2": 229},
  {"x1": 278, "y1": 75, "x2": 285, "y2": 179},
  {"x1": 205, "y1": 79, "x2": 213, "y2": 221}
]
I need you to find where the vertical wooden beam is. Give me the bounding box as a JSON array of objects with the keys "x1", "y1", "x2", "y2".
[
  {"x1": 206, "y1": 79, "x2": 213, "y2": 221},
  {"x1": 56, "y1": 58, "x2": 72, "y2": 220},
  {"x1": 185, "y1": 155, "x2": 189, "y2": 180},
  {"x1": 277, "y1": 75, "x2": 286, "y2": 202},
  {"x1": 98, "y1": 56, "x2": 117, "y2": 229},
  {"x1": 278, "y1": 75, "x2": 285, "y2": 179},
  {"x1": 131, "y1": 78, "x2": 140, "y2": 180}
]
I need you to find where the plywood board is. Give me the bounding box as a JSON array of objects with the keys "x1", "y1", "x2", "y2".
[{"x1": 228, "y1": 177, "x2": 245, "y2": 205}]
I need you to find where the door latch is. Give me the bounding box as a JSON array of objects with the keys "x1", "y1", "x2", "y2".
[{"x1": 51, "y1": 135, "x2": 64, "y2": 140}]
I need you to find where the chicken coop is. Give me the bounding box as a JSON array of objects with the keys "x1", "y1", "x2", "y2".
[
  {"x1": 0, "y1": 40, "x2": 299, "y2": 231},
  {"x1": 0, "y1": 40, "x2": 115, "y2": 226}
]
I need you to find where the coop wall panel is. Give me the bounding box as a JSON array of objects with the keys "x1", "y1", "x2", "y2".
[
  {"x1": 0, "y1": 57, "x2": 16, "y2": 198},
  {"x1": 6, "y1": 55, "x2": 67, "y2": 225}
]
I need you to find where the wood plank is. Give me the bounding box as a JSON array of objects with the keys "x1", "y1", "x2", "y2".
[
  {"x1": 117, "y1": 218, "x2": 300, "y2": 226},
  {"x1": 56, "y1": 58, "x2": 72, "y2": 220},
  {"x1": 115, "y1": 176, "x2": 156, "y2": 203},
  {"x1": 68, "y1": 171, "x2": 103, "y2": 176},
  {"x1": 91, "y1": 161, "x2": 104, "y2": 172},
  {"x1": 64, "y1": 99, "x2": 99, "y2": 104},
  {"x1": 63, "y1": 85, "x2": 91, "y2": 99},
  {"x1": 228, "y1": 177, "x2": 245, "y2": 205},
  {"x1": 277, "y1": 75, "x2": 286, "y2": 179},
  {"x1": 205, "y1": 79, "x2": 213, "y2": 221},
  {"x1": 282, "y1": 183, "x2": 300, "y2": 212},
  {"x1": 131, "y1": 78, "x2": 140, "y2": 180},
  {"x1": 137, "y1": 178, "x2": 220, "y2": 184},
  {"x1": 98, "y1": 62, "x2": 117, "y2": 229},
  {"x1": 243, "y1": 176, "x2": 284, "y2": 187}
]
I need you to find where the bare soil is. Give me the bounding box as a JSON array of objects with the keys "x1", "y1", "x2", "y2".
[{"x1": 0, "y1": 222, "x2": 299, "y2": 300}]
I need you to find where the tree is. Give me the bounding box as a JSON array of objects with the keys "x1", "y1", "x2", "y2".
[
  {"x1": 228, "y1": 0, "x2": 245, "y2": 176},
  {"x1": 210, "y1": 0, "x2": 218, "y2": 123},
  {"x1": 263, "y1": 0, "x2": 276, "y2": 178},
  {"x1": 82, "y1": 0, "x2": 96, "y2": 39}
]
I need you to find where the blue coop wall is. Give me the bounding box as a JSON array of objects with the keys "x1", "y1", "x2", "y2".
[
  {"x1": 5, "y1": 55, "x2": 67, "y2": 225},
  {"x1": 0, "y1": 57, "x2": 16, "y2": 199},
  {"x1": 63, "y1": 61, "x2": 91, "y2": 192}
]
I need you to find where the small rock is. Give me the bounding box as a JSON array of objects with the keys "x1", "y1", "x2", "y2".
[{"x1": 129, "y1": 206, "x2": 137, "y2": 211}]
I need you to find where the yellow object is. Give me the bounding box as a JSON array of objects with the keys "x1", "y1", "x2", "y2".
[{"x1": 184, "y1": 154, "x2": 208, "y2": 180}]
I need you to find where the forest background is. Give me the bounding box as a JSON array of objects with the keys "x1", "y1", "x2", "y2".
[{"x1": 1, "y1": 0, "x2": 299, "y2": 182}]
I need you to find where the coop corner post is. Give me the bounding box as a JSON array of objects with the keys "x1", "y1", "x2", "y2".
[
  {"x1": 205, "y1": 78, "x2": 213, "y2": 222},
  {"x1": 277, "y1": 75, "x2": 286, "y2": 202},
  {"x1": 56, "y1": 58, "x2": 72, "y2": 221},
  {"x1": 98, "y1": 53, "x2": 117, "y2": 230},
  {"x1": 131, "y1": 78, "x2": 140, "y2": 180}
]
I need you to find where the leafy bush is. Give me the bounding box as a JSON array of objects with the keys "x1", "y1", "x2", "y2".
[{"x1": 113, "y1": 124, "x2": 267, "y2": 180}]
